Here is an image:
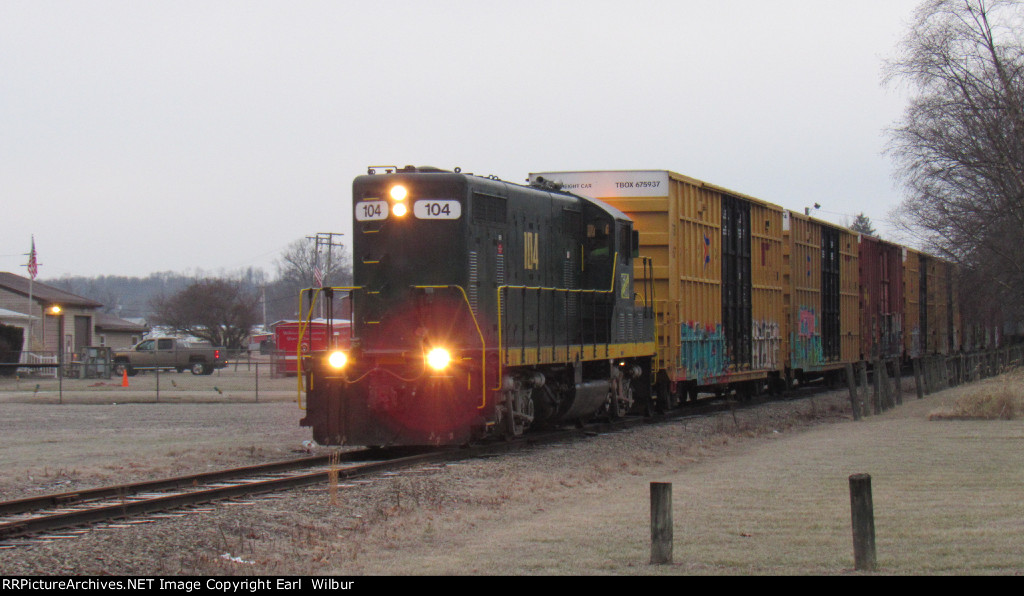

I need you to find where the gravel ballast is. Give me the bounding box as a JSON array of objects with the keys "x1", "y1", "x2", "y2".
[{"x1": 2, "y1": 380, "x2": 1021, "y2": 575}]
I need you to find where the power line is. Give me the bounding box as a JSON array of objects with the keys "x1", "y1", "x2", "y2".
[{"x1": 306, "y1": 232, "x2": 346, "y2": 287}]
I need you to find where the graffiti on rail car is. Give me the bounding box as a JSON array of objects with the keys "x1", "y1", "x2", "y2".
[
  {"x1": 792, "y1": 306, "x2": 825, "y2": 368},
  {"x1": 679, "y1": 322, "x2": 728, "y2": 384},
  {"x1": 753, "y1": 319, "x2": 781, "y2": 371}
]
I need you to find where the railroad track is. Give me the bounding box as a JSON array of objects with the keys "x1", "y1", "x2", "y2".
[
  {"x1": 0, "y1": 447, "x2": 457, "y2": 544},
  {"x1": 0, "y1": 387, "x2": 829, "y2": 545},
  {"x1": 0, "y1": 427, "x2": 595, "y2": 544}
]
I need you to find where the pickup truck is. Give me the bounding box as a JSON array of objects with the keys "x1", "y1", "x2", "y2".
[{"x1": 112, "y1": 338, "x2": 227, "y2": 376}]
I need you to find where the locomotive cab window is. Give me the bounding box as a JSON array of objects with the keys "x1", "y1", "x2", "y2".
[
  {"x1": 586, "y1": 222, "x2": 612, "y2": 258},
  {"x1": 584, "y1": 220, "x2": 614, "y2": 290},
  {"x1": 619, "y1": 223, "x2": 633, "y2": 264}
]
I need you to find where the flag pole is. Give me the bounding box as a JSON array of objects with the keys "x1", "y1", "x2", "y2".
[
  {"x1": 26, "y1": 277, "x2": 33, "y2": 352},
  {"x1": 25, "y1": 236, "x2": 38, "y2": 353}
]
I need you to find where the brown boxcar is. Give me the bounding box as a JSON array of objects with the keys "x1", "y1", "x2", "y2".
[
  {"x1": 920, "y1": 253, "x2": 961, "y2": 355},
  {"x1": 904, "y1": 249, "x2": 962, "y2": 357},
  {"x1": 859, "y1": 235, "x2": 904, "y2": 360},
  {"x1": 903, "y1": 247, "x2": 923, "y2": 359},
  {"x1": 781, "y1": 211, "x2": 860, "y2": 385},
  {"x1": 529, "y1": 170, "x2": 785, "y2": 396}
]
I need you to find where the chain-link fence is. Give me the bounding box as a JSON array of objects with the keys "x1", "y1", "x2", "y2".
[{"x1": 0, "y1": 355, "x2": 301, "y2": 403}]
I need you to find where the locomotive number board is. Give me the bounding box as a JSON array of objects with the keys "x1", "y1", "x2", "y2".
[
  {"x1": 355, "y1": 200, "x2": 462, "y2": 221},
  {"x1": 355, "y1": 200, "x2": 388, "y2": 221},
  {"x1": 413, "y1": 200, "x2": 461, "y2": 219}
]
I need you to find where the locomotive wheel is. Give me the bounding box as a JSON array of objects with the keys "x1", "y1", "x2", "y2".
[
  {"x1": 609, "y1": 373, "x2": 632, "y2": 419},
  {"x1": 505, "y1": 387, "x2": 534, "y2": 437}
]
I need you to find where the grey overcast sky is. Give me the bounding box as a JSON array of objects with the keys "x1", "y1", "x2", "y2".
[{"x1": 2, "y1": 0, "x2": 922, "y2": 279}]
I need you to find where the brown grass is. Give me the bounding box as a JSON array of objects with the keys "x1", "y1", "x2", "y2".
[
  {"x1": 928, "y1": 371, "x2": 1024, "y2": 420},
  {"x1": 3, "y1": 374, "x2": 1024, "y2": 575}
]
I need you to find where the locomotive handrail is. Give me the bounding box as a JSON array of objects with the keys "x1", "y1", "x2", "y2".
[
  {"x1": 296, "y1": 285, "x2": 488, "y2": 411},
  {"x1": 411, "y1": 285, "x2": 489, "y2": 411},
  {"x1": 296, "y1": 286, "x2": 361, "y2": 407},
  {"x1": 639, "y1": 255, "x2": 658, "y2": 386},
  {"x1": 496, "y1": 253, "x2": 620, "y2": 386}
]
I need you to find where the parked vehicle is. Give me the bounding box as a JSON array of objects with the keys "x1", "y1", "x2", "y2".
[{"x1": 112, "y1": 338, "x2": 227, "y2": 376}]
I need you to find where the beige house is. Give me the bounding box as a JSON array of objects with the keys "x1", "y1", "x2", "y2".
[
  {"x1": 93, "y1": 312, "x2": 148, "y2": 349},
  {"x1": 0, "y1": 271, "x2": 103, "y2": 358}
]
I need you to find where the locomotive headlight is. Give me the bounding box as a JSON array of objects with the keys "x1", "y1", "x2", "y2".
[
  {"x1": 426, "y1": 347, "x2": 451, "y2": 371},
  {"x1": 392, "y1": 202, "x2": 408, "y2": 217},
  {"x1": 390, "y1": 184, "x2": 408, "y2": 201},
  {"x1": 327, "y1": 350, "x2": 348, "y2": 369}
]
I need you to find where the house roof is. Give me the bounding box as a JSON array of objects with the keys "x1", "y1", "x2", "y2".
[
  {"x1": 94, "y1": 312, "x2": 148, "y2": 333},
  {"x1": 0, "y1": 307, "x2": 38, "y2": 322},
  {"x1": 0, "y1": 272, "x2": 103, "y2": 309}
]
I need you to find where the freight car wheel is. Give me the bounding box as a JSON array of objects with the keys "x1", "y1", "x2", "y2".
[{"x1": 655, "y1": 378, "x2": 677, "y2": 413}]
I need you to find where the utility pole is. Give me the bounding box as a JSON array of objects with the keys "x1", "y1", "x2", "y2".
[
  {"x1": 306, "y1": 232, "x2": 345, "y2": 287},
  {"x1": 306, "y1": 232, "x2": 345, "y2": 319},
  {"x1": 261, "y1": 286, "x2": 268, "y2": 331}
]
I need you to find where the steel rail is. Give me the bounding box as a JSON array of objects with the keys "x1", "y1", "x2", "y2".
[
  {"x1": 0, "y1": 385, "x2": 836, "y2": 542},
  {"x1": 0, "y1": 455, "x2": 344, "y2": 518},
  {"x1": 0, "y1": 449, "x2": 453, "y2": 541}
]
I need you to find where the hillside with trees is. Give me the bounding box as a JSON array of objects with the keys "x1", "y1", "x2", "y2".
[{"x1": 43, "y1": 238, "x2": 352, "y2": 333}]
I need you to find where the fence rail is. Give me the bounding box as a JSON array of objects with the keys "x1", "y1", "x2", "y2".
[
  {"x1": 844, "y1": 346, "x2": 1023, "y2": 419},
  {"x1": 5, "y1": 346, "x2": 1019, "y2": 406},
  {"x1": 0, "y1": 359, "x2": 297, "y2": 403}
]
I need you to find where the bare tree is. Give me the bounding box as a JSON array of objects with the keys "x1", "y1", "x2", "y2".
[
  {"x1": 150, "y1": 279, "x2": 260, "y2": 349},
  {"x1": 275, "y1": 238, "x2": 352, "y2": 289},
  {"x1": 886, "y1": 0, "x2": 1024, "y2": 317}
]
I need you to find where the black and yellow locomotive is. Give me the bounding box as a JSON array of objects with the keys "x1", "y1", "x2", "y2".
[{"x1": 300, "y1": 166, "x2": 656, "y2": 446}]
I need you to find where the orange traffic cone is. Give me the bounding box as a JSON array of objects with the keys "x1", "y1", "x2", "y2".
[{"x1": 121, "y1": 369, "x2": 129, "y2": 387}]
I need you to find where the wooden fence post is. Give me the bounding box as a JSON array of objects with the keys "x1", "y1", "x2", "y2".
[
  {"x1": 881, "y1": 360, "x2": 889, "y2": 406},
  {"x1": 872, "y1": 359, "x2": 883, "y2": 414},
  {"x1": 845, "y1": 363, "x2": 860, "y2": 421},
  {"x1": 650, "y1": 482, "x2": 673, "y2": 565},
  {"x1": 917, "y1": 358, "x2": 925, "y2": 399},
  {"x1": 890, "y1": 359, "x2": 902, "y2": 406},
  {"x1": 849, "y1": 473, "x2": 877, "y2": 571},
  {"x1": 858, "y1": 363, "x2": 871, "y2": 417}
]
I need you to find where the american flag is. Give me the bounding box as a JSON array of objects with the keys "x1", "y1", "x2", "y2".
[
  {"x1": 313, "y1": 264, "x2": 323, "y2": 288},
  {"x1": 27, "y1": 237, "x2": 38, "y2": 280}
]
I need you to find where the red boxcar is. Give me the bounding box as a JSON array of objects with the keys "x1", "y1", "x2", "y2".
[
  {"x1": 858, "y1": 236, "x2": 904, "y2": 360},
  {"x1": 273, "y1": 319, "x2": 350, "y2": 375}
]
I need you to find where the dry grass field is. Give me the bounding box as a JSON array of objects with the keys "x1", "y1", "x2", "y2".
[{"x1": 1, "y1": 369, "x2": 1022, "y2": 575}]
